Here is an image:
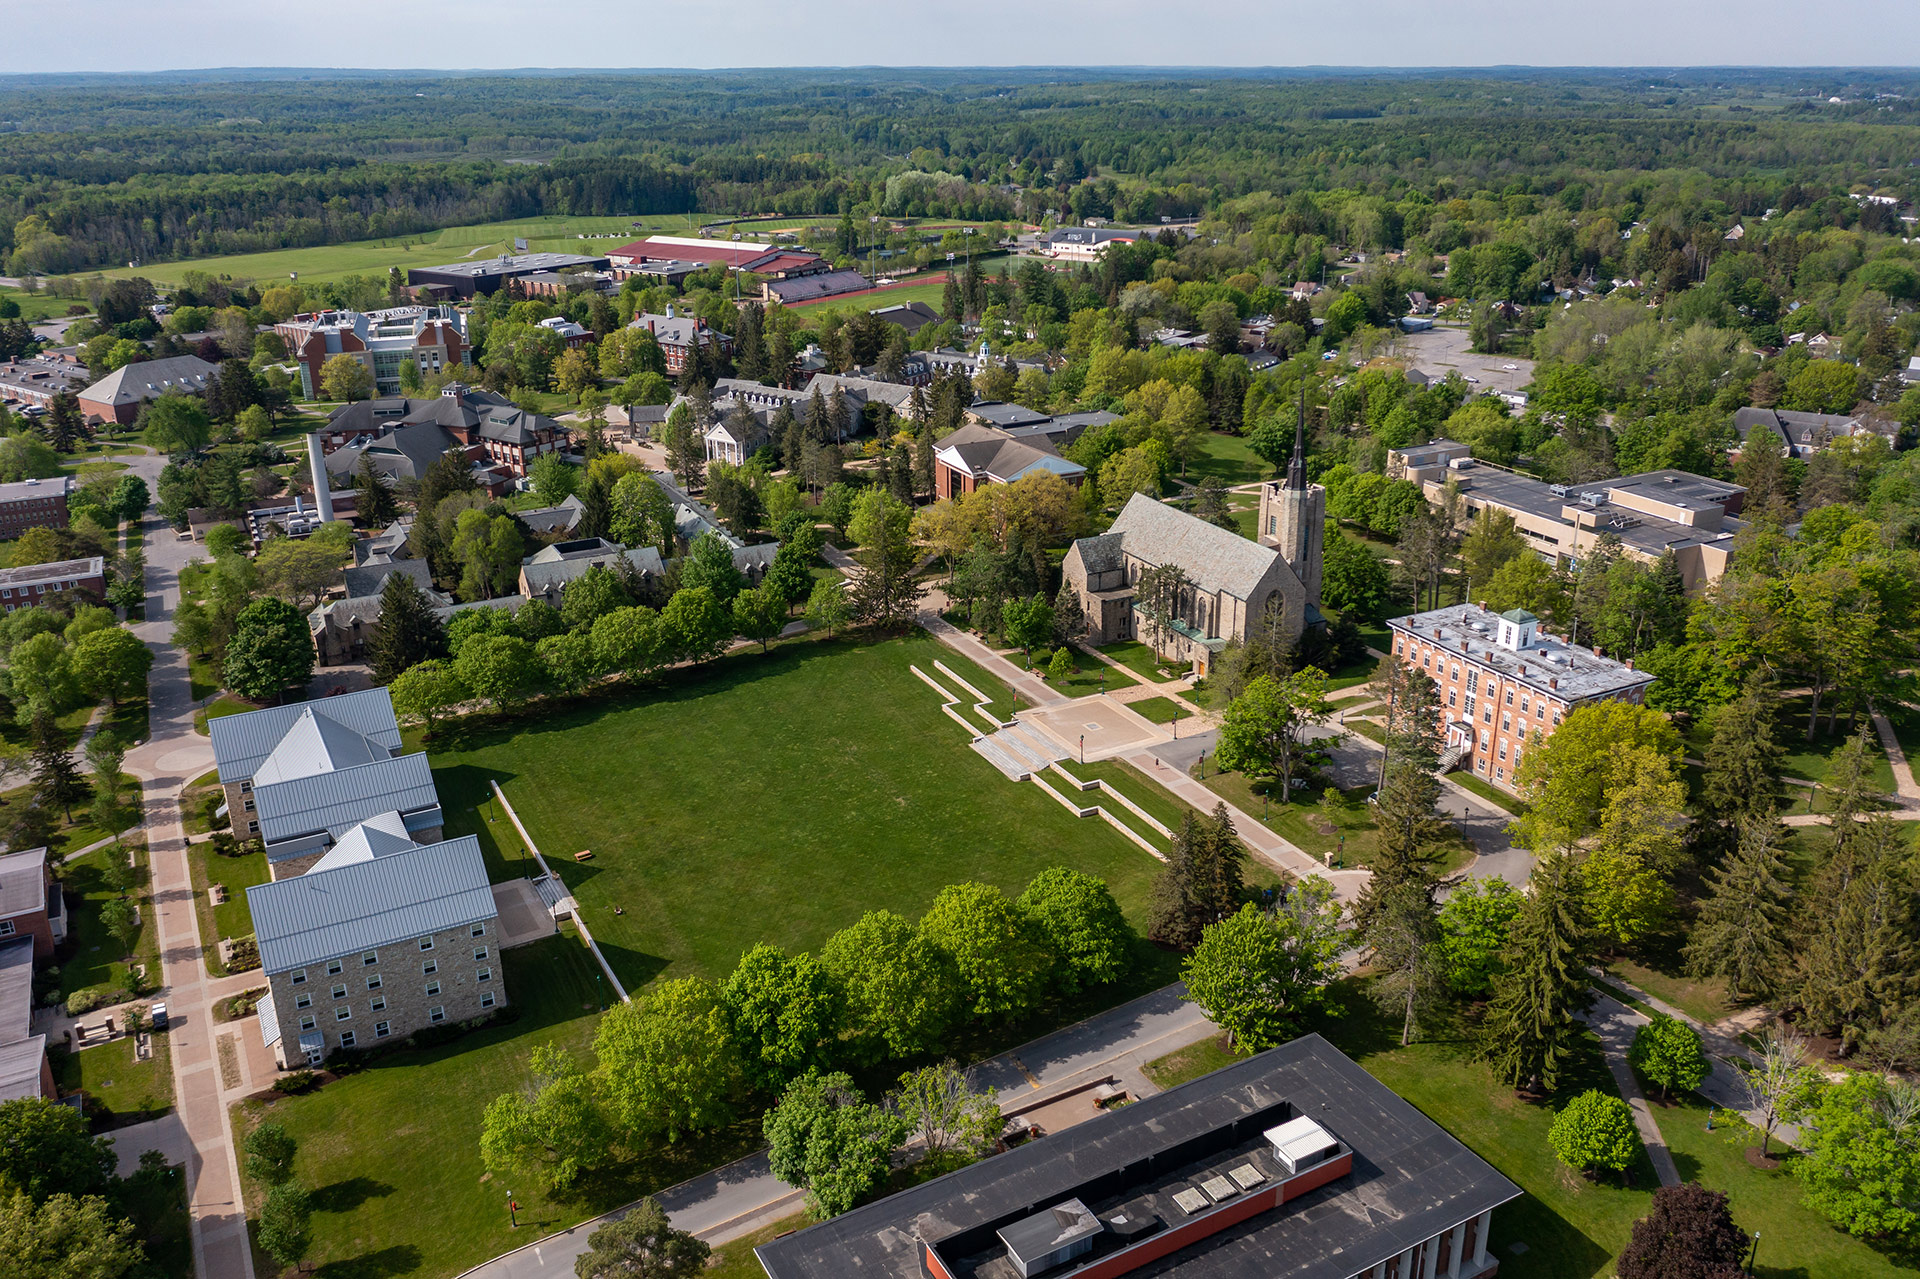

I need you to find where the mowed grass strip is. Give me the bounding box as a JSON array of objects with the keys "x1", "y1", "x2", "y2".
[
  {"x1": 230, "y1": 932, "x2": 754, "y2": 1279},
  {"x1": 424, "y1": 631, "x2": 1167, "y2": 989}
]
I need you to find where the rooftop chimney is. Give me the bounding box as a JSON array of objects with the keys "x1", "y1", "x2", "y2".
[
  {"x1": 1549, "y1": 677, "x2": 1558, "y2": 689},
  {"x1": 1518, "y1": 664, "x2": 1527, "y2": 676}
]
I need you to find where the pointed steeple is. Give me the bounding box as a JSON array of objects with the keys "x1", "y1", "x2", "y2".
[{"x1": 1285, "y1": 383, "x2": 1308, "y2": 491}]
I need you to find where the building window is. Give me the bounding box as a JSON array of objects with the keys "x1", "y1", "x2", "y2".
[
  {"x1": 300, "y1": 1014, "x2": 316, "y2": 1032},
  {"x1": 481, "y1": 991, "x2": 496, "y2": 1009},
  {"x1": 471, "y1": 923, "x2": 486, "y2": 938},
  {"x1": 422, "y1": 959, "x2": 438, "y2": 976},
  {"x1": 477, "y1": 967, "x2": 492, "y2": 983},
  {"x1": 0, "y1": 920, "x2": 12, "y2": 937},
  {"x1": 366, "y1": 975, "x2": 382, "y2": 991},
  {"x1": 363, "y1": 951, "x2": 379, "y2": 965},
  {"x1": 419, "y1": 937, "x2": 434, "y2": 951},
  {"x1": 1499, "y1": 742, "x2": 1509, "y2": 760},
  {"x1": 473, "y1": 947, "x2": 488, "y2": 962},
  {"x1": 1449, "y1": 665, "x2": 1459, "y2": 682},
  {"x1": 1483, "y1": 706, "x2": 1493, "y2": 723},
  {"x1": 1520, "y1": 697, "x2": 1530, "y2": 714},
  {"x1": 335, "y1": 1006, "x2": 351, "y2": 1022},
  {"x1": 425, "y1": 981, "x2": 441, "y2": 997},
  {"x1": 295, "y1": 993, "x2": 312, "y2": 1009},
  {"x1": 331, "y1": 984, "x2": 346, "y2": 1000},
  {"x1": 370, "y1": 996, "x2": 386, "y2": 1012},
  {"x1": 375, "y1": 1021, "x2": 391, "y2": 1038},
  {"x1": 339, "y1": 1031, "x2": 356, "y2": 1048},
  {"x1": 1505, "y1": 688, "x2": 1514, "y2": 705},
  {"x1": 1517, "y1": 723, "x2": 1527, "y2": 740},
  {"x1": 1496, "y1": 767, "x2": 1505, "y2": 781},
  {"x1": 1502, "y1": 713, "x2": 1512, "y2": 731},
  {"x1": 429, "y1": 1006, "x2": 446, "y2": 1024},
  {"x1": 327, "y1": 959, "x2": 343, "y2": 976},
  {"x1": 1447, "y1": 690, "x2": 1456, "y2": 707},
  {"x1": 290, "y1": 971, "x2": 305, "y2": 985}
]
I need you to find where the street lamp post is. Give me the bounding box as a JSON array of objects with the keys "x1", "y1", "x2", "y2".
[
  {"x1": 1745, "y1": 1232, "x2": 1759, "y2": 1275},
  {"x1": 507, "y1": 1191, "x2": 519, "y2": 1230}
]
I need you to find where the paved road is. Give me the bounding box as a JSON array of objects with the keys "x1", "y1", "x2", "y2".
[{"x1": 460, "y1": 985, "x2": 1222, "y2": 1279}]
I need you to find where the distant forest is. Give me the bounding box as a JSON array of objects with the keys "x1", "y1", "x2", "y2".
[{"x1": 3, "y1": 67, "x2": 1920, "y2": 276}]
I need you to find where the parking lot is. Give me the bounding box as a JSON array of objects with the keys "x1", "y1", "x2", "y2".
[{"x1": 1390, "y1": 324, "x2": 1535, "y2": 397}]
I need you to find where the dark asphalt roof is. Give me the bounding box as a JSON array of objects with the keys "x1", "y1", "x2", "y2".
[{"x1": 756, "y1": 1034, "x2": 1520, "y2": 1279}]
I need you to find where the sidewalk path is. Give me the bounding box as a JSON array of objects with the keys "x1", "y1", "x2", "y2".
[
  {"x1": 458, "y1": 985, "x2": 1223, "y2": 1279},
  {"x1": 1581, "y1": 993, "x2": 1680, "y2": 1188},
  {"x1": 122, "y1": 501, "x2": 258, "y2": 1279},
  {"x1": 1870, "y1": 706, "x2": 1920, "y2": 805}
]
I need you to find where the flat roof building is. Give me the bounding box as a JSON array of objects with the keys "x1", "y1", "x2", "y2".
[
  {"x1": 0, "y1": 475, "x2": 73, "y2": 539},
  {"x1": 1387, "y1": 442, "x2": 1747, "y2": 592},
  {"x1": 405, "y1": 252, "x2": 611, "y2": 300},
  {"x1": 755, "y1": 1034, "x2": 1519, "y2": 1279},
  {"x1": 1388, "y1": 601, "x2": 1656, "y2": 791}
]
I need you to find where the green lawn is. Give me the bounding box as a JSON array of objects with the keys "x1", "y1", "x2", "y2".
[
  {"x1": 185, "y1": 838, "x2": 269, "y2": 977},
  {"x1": 1187, "y1": 431, "x2": 1272, "y2": 487},
  {"x1": 1143, "y1": 1033, "x2": 1249, "y2": 1090},
  {"x1": 233, "y1": 932, "x2": 755, "y2": 1279},
  {"x1": 1448, "y1": 770, "x2": 1527, "y2": 815},
  {"x1": 49, "y1": 1030, "x2": 174, "y2": 1131},
  {"x1": 1198, "y1": 771, "x2": 1476, "y2": 876},
  {"x1": 1127, "y1": 696, "x2": 1190, "y2": 725},
  {"x1": 194, "y1": 694, "x2": 256, "y2": 736},
  {"x1": 1685, "y1": 697, "x2": 1898, "y2": 795},
  {"x1": 422, "y1": 631, "x2": 1169, "y2": 990},
  {"x1": 1093, "y1": 639, "x2": 1181, "y2": 684},
  {"x1": 707, "y1": 1213, "x2": 816, "y2": 1279},
  {"x1": 791, "y1": 278, "x2": 953, "y2": 314},
  {"x1": 1067, "y1": 758, "x2": 1205, "y2": 834},
  {"x1": 1606, "y1": 955, "x2": 1735, "y2": 1027},
  {"x1": 0, "y1": 286, "x2": 87, "y2": 320},
  {"x1": 58, "y1": 839, "x2": 160, "y2": 1004},
  {"x1": 0, "y1": 772, "x2": 140, "y2": 858}
]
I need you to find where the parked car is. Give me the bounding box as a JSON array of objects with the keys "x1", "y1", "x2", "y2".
[
  {"x1": 149, "y1": 1003, "x2": 168, "y2": 1030},
  {"x1": 1502, "y1": 362, "x2": 1519, "y2": 371}
]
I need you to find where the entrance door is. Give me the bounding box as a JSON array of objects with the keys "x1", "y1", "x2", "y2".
[{"x1": 304, "y1": 1044, "x2": 323, "y2": 1067}]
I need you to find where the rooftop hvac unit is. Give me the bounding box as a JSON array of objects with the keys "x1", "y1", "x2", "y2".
[
  {"x1": 1266, "y1": 1116, "x2": 1341, "y2": 1176},
  {"x1": 1550, "y1": 484, "x2": 1570, "y2": 497}
]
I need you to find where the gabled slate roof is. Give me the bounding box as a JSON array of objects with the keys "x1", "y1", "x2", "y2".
[
  {"x1": 343, "y1": 558, "x2": 434, "y2": 601},
  {"x1": 935, "y1": 422, "x2": 1085, "y2": 485},
  {"x1": 248, "y1": 836, "x2": 495, "y2": 974},
  {"x1": 1100, "y1": 493, "x2": 1283, "y2": 601},
  {"x1": 209, "y1": 689, "x2": 403, "y2": 785},
  {"x1": 254, "y1": 751, "x2": 440, "y2": 849}
]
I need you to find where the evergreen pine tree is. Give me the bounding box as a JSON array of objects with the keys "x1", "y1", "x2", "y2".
[
  {"x1": 579, "y1": 471, "x2": 614, "y2": 542},
  {"x1": 368, "y1": 571, "x2": 448, "y2": 686},
  {"x1": 1684, "y1": 812, "x2": 1794, "y2": 1002},
  {"x1": 31, "y1": 723, "x2": 89, "y2": 823},
  {"x1": 1480, "y1": 855, "x2": 1592, "y2": 1093},
  {"x1": 1821, "y1": 728, "x2": 1882, "y2": 865},
  {"x1": 890, "y1": 445, "x2": 915, "y2": 505},
  {"x1": 1198, "y1": 803, "x2": 1247, "y2": 922},
  {"x1": 913, "y1": 431, "x2": 935, "y2": 498},
  {"x1": 1355, "y1": 665, "x2": 1448, "y2": 932},
  {"x1": 1051, "y1": 582, "x2": 1087, "y2": 647},
  {"x1": 355, "y1": 452, "x2": 398, "y2": 527},
  {"x1": 1364, "y1": 879, "x2": 1446, "y2": 1046},
  {"x1": 804, "y1": 385, "x2": 831, "y2": 445},
  {"x1": 1797, "y1": 814, "x2": 1920, "y2": 1054},
  {"x1": 1147, "y1": 813, "x2": 1210, "y2": 949},
  {"x1": 1696, "y1": 680, "x2": 1785, "y2": 854}
]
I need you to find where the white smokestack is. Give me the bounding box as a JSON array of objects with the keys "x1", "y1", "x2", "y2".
[{"x1": 305, "y1": 434, "x2": 335, "y2": 524}]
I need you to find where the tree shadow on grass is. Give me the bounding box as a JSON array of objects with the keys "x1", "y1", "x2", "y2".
[
  {"x1": 589, "y1": 939, "x2": 670, "y2": 994},
  {"x1": 312, "y1": 1245, "x2": 423, "y2": 1279},
  {"x1": 309, "y1": 1177, "x2": 394, "y2": 1214}
]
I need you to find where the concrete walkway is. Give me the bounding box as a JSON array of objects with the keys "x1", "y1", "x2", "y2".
[
  {"x1": 458, "y1": 985, "x2": 1223, "y2": 1279},
  {"x1": 1581, "y1": 994, "x2": 1681, "y2": 1188},
  {"x1": 121, "y1": 497, "x2": 260, "y2": 1279}
]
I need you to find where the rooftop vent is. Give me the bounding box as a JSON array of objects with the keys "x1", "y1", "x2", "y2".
[
  {"x1": 1265, "y1": 1116, "x2": 1341, "y2": 1176},
  {"x1": 997, "y1": 1199, "x2": 1104, "y2": 1278}
]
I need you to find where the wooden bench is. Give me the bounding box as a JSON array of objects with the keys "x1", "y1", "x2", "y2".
[{"x1": 573, "y1": 849, "x2": 593, "y2": 862}]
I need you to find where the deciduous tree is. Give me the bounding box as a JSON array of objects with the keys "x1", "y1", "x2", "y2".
[
  {"x1": 918, "y1": 881, "x2": 1050, "y2": 1021},
  {"x1": 1017, "y1": 867, "x2": 1132, "y2": 993},
  {"x1": 1616, "y1": 1184, "x2": 1747, "y2": 1279},
  {"x1": 573, "y1": 1196, "x2": 709, "y2": 1279},
  {"x1": 1182, "y1": 884, "x2": 1346, "y2": 1051},
  {"x1": 1547, "y1": 1091, "x2": 1642, "y2": 1182},
  {"x1": 1437, "y1": 876, "x2": 1522, "y2": 998},
  {"x1": 1628, "y1": 1014, "x2": 1708, "y2": 1101},
  {"x1": 479, "y1": 1046, "x2": 615, "y2": 1193},
  {"x1": 593, "y1": 977, "x2": 738, "y2": 1142},
  {"x1": 723, "y1": 944, "x2": 843, "y2": 1093},
  {"x1": 222, "y1": 597, "x2": 312, "y2": 702},
  {"x1": 764, "y1": 1072, "x2": 908, "y2": 1217},
  {"x1": 1213, "y1": 668, "x2": 1334, "y2": 804},
  {"x1": 820, "y1": 909, "x2": 962, "y2": 1063},
  {"x1": 891, "y1": 1063, "x2": 1001, "y2": 1173}
]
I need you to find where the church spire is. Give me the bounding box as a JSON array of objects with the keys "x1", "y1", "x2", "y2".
[{"x1": 1285, "y1": 382, "x2": 1308, "y2": 491}]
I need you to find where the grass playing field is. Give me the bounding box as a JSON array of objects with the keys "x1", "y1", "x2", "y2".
[{"x1": 422, "y1": 629, "x2": 1172, "y2": 991}]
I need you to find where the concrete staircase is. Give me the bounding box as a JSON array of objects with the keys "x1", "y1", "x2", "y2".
[{"x1": 970, "y1": 719, "x2": 1069, "y2": 780}]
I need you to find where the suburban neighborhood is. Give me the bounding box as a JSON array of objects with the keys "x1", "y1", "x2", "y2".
[{"x1": 2, "y1": 56, "x2": 1920, "y2": 1279}]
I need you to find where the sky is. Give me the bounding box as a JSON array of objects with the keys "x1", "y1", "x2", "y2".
[{"x1": 10, "y1": 0, "x2": 1920, "y2": 73}]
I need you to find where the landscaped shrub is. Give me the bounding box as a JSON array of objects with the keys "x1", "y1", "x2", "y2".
[
  {"x1": 276, "y1": 1070, "x2": 319, "y2": 1095},
  {"x1": 1628, "y1": 1014, "x2": 1709, "y2": 1101},
  {"x1": 222, "y1": 936, "x2": 260, "y2": 972},
  {"x1": 65, "y1": 988, "x2": 103, "y2": 1016},
  {"x1": 1547, "y1": 1090, "x2": 1643, "y2": 1181}
]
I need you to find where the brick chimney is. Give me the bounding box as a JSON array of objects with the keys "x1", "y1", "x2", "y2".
[
  {"x1": 1549, "y1": 677, "x2": 1558, "y2": 689},
  {"x1": 1518, "y1": 664, "x2": 1527, "y2": 676}
]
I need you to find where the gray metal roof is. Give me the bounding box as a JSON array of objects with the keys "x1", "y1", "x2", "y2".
[
  {"x1": 0, "y1": 935, "x2": 39, "y2": 1100},
  {"x1": 1102, "y1": 493, "x2": 1281, "y2": 601},
  {"x1": 307, "y1": 812, "x2": 421, "y2": 873},
  {"x1": 343, "y1": 558, "x2": 435, "y2": 600},
  {"x1": 247, "y1": 835, "x2": 495, "y2": 974},
  {"x1": 1389, "y1": 602, "x2": 1657, "y2": 702},
  {"x1": 210, "y1": 688, "x2": 404, "y2": 784},
  {"x1": 520, "y1": 541, "x2": 665, "y2": 597},
  {"x1": 80, "y1": 354, "x2": 217, "y2": 407},
  {"x1": 0, "y1": 847, "x2": 48, "y2": 920},
  {"x1": 0, "y1": 1033, "x2": 46, "y2": 1102},
  {"x1": 254, "y1": 751, "x2": 440, "y2": 849},
  {"x1": 252, "y1": 707, "x2": 392, "y2": 787}
]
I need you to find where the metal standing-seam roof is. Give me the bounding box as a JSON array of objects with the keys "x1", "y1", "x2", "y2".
[
  {"x1": 307, "y1": 811, "x2": 421, "y2": 873},
  {"x1": 247, "y1": 836, "x2": 496, "y2": 975},
  {"x1": 209, "y1": 688, "x2": 404, "y2": 784},
  {"x1": 1103, "y1": 492, "x2": 1283, "y2": 601},
  {"x1": 253, "y1": 752, "x2": 441, "y2": 849},
  {"x1": 251, "y1": 708, "x2": 391, "y2": 787},
  {"x1": 0, "y1": 936, "x2": 43, "y2": 1102}
]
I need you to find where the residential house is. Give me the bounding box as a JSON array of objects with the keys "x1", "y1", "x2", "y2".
[
  {"x1": 1389, "y1": 602, "x2": 1654, "y2": 791},
  {"x1": 1733, "y1": 405, "x2": 1868, "y2": 459},
  {"x1": 1902, "y1": 355, "x2": 1920, "y2": 387},
  {"x1": 1042, "y1": 226, "x2": 1144, "y2": 262},
  {"x1": 518, "y1": 494, "x2": 588, "y2": 537},
  {"x1": 755, "y1": 1034, "x2": 1518, "y2": 1279},
  {"x1": 0, "y1": 476, "x2": 72, "y2": 537},
  {"x1": 932, "y1": 423, "x2": 1086, "y2": 499},
  {"x1": 248, "y1": 832, "x2": 503, "y2": 1068},
  {"x1": 275, "y1": 306, "x2": 470, "y2": 399},
  {"x1": 77, "y1": 354, "x2": 217, "y2": 426},
  {"x1": 537, "y1": 316, "x2": 593, "y2": 349},
  {"x1": 0, "y1": 847, "x2": 63, "y2": 960}
]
